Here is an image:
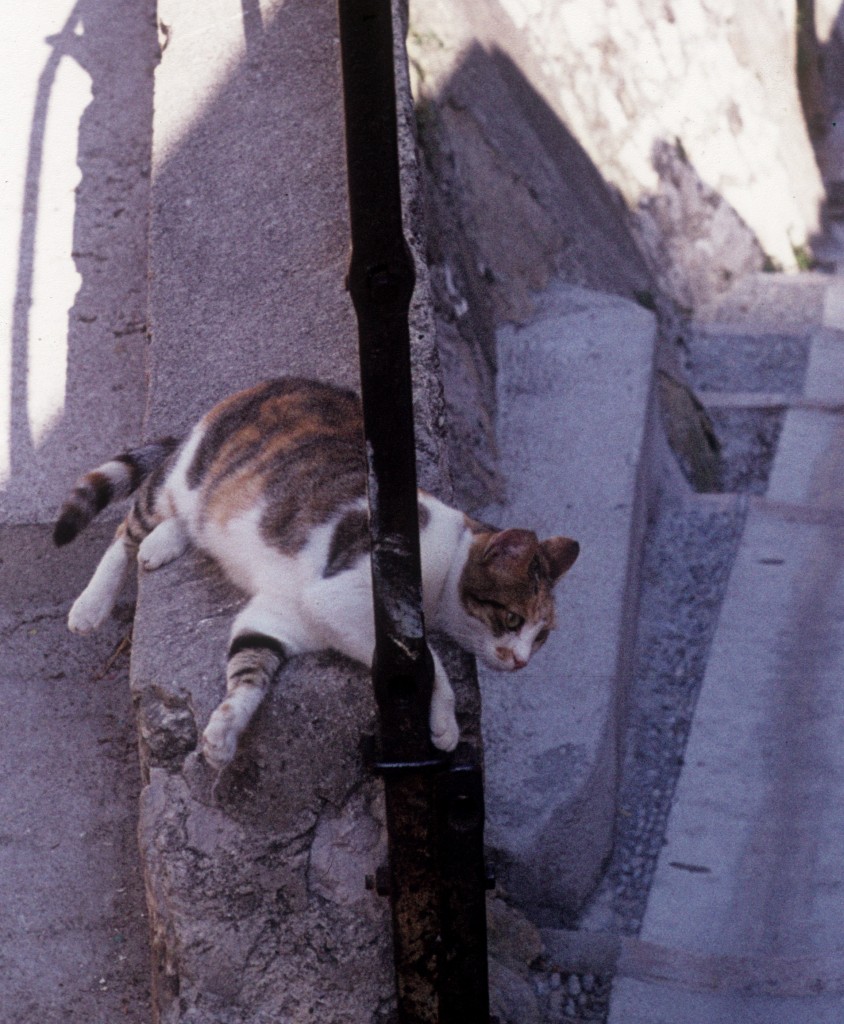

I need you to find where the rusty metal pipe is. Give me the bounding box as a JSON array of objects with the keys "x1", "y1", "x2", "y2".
[{"x1": 337, "y1": 2, "x2": 491, "y2": 1020}]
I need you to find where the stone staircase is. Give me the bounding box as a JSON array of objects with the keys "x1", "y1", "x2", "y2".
[{"x1": 604, "y1": 272, "x2": 844, "y2": 1023}]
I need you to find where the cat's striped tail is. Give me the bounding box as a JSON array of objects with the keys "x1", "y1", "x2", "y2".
[{"x1": 53, "y1": 437, "x2": 180, "y2": 547}]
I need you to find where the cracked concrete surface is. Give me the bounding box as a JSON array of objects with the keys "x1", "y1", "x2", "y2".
[{"x1": 0, "y1": 525, "x2": 152, "y2": 1021}]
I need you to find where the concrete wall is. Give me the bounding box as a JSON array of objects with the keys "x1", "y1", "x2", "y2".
[{"x1": 0, "y1": 3, "x2": 157, "y2": 1018}]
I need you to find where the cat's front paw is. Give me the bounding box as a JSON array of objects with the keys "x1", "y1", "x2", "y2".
[
  {"x1": 430, "y1": 699, "x2": 460, "y2": 753},
  {"x1": 201, "y1": 708, "x2": 239, "y2": 771},
  {"x1": 138, "y1": 519, "x2": 188, "y2": 571}
]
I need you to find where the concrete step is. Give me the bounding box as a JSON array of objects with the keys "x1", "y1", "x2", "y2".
[
  {"x1": 480, "y1": 281, "x2": 659, "y2": 923},
  {"x1": 607, "y1": 501, "x2": 844, "y2": 1023},
  {"x1": 607, "y1": 276, "x2": 844, "y2": 1022},
  {"x1": 683, "y1": 328, "x2": 811, "y2": 396},
  {"x1": 0, "y1": 522, "x2": 151, "y2": 1023},
  {"x1": 767, "y1": 321, "x2": 844, "y2": 510},
  {"x1": 693, "y1": 272, "x2": 829, "y2": 334}
]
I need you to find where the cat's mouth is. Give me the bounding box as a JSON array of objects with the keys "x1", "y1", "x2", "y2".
[{"x1": 488, "y1": 647, "x2": 528, "y2": 672}]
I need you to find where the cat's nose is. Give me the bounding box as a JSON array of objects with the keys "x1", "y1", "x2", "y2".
[{"x1": 496, "y1": 647, "x2": 526, "y2": 670}]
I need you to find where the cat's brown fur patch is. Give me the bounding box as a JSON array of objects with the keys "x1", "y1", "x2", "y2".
[
  {"x1": 324, "y1": 507, "x2": 369, "y2": 578},
  {"x1": 189, "y1": 379, "x2": 367, "y2": 554},
  {"x1": 322, "y1": 501, "x2": 431, "y2": 578}
]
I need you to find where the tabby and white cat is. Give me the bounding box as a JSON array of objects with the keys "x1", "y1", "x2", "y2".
[{"x1": 55, "y1": 378, "x2": 579, "y2": 770}]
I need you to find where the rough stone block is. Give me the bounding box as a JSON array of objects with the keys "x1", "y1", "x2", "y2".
[
  {"x1": 480, "y1": 282, "x2": 657, "y2": 923},
  {"x1": 137, "y1": 1, "x2": 467, "y2": 1018},
  {"x1": 132, "y1": 552, "x2": 394, "y2": 1022}
]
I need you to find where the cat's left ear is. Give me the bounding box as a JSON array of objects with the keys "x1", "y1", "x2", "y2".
[{"x1": 542, "y1": 536, "x2": 579, "y2": 585}]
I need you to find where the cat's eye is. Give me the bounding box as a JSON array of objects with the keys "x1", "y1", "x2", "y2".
[
  {"x1": 503, "y1": 611, "x2": 523, "y2": 631},
  {"x1": 534, "y1": 627, "x2": 550, "y2": 647}
]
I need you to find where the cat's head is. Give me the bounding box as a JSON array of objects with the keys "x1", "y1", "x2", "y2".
[{"x1": 457, "y1": 527, "x2": 579, "y2": 672}]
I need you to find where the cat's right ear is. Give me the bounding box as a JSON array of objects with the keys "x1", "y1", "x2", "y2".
[
  {"x1": 542, "y1": 536, "x2": 579, "y2": 584},
  {"x1": 481, "y1": 529, "x2": 536, "y2": 570}
]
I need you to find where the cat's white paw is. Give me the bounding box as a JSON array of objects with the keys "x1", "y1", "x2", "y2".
[
  {"x1": 138, "y1": 520, "x2": 188, "y2": 571},
  {"x1": 201, "y1": 708, "x2": 240, "y2": 771},
  {"x1": 66, "y1": 537, "x2": 129, "y2": 634},
  {"x1": 67, "y1": 590, "x2": 110, "y2": 634},
  {"x1": 430, "y1": 700, "x2": 460, "y2": 753}
]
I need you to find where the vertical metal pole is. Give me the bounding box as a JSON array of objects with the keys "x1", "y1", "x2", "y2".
[
  {"x1": 337, "y1": 0, "x2": 430, "y2": 765},
  {"x1": 436, "y1": 763, "x2": 491, "y2": 1020},
  {"x1": 337, "y1": 2, "x2": 491, "y2": 1021},
  {"x1": 338, "y1": 2, "x2": 442, "y2": 1020}
]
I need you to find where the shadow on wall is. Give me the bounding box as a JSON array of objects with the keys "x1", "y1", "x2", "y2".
[
  {"x1": 422, "y1": 42, "x2": 769, "y2": 324},
  {"x1": 819, "y1": 1, "x2": 844, "y2": 125},
  {"x1": 143, "y1": 0, "x2": 359, "y2": 439},
  {"x1": 417, "y1": 42, "x2": 658, "y2": 511},
  {"x1": 797, "y1": 0, "x2": 830, "y2": 141},
  {"x1": 3, "y1": 0, "x2": 155, "y2": 526},
  {"x1": 798, "y1": 0, "x2": 844, "y2": 262},
  {"x1": 418, "y1": 43, "x2": 655, "y2": 330},
  {"x1": 417, "y1": 41, "x2": 761, "y2": 509},
  {"x1": 4, "y1": 9, "x2": 770, "y2": 525},
  {"x1": 634, "y1": 136, "x2": 767, "y2": 311},
  {"x1": 3, "y1": 0, "x2": 357, "y2": 529}
]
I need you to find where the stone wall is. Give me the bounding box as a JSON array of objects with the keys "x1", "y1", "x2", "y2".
[{"x1": 411, "y1": 0, "x2": 824, "y2": 316}]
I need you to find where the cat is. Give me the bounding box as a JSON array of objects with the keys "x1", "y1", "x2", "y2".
[{"x1": 54, "y1": 378, "x2": 579, "y2": 770}]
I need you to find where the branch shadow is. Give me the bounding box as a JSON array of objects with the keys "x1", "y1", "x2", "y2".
[
  {"x1": 798, "y1": 0, "x2": 844, "y2": 262},
  {"x1": 8, "y1": 3, "x2": 81, "y2": 490}
]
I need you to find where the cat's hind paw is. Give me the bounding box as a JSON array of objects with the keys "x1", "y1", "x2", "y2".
[
  {"x1": 67, "y1": 590, "x2": 111, "y2": 634},
  {"x1": 201, "y1": 707, "x2": 240, "y2": 771},
  {"x1": 66, "y1": 537, "x2": 129, "y2": 635}
]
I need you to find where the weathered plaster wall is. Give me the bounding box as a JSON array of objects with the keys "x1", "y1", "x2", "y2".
[{"x1": 411, "y1": 0, "x2": 824, "y2": 315}]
